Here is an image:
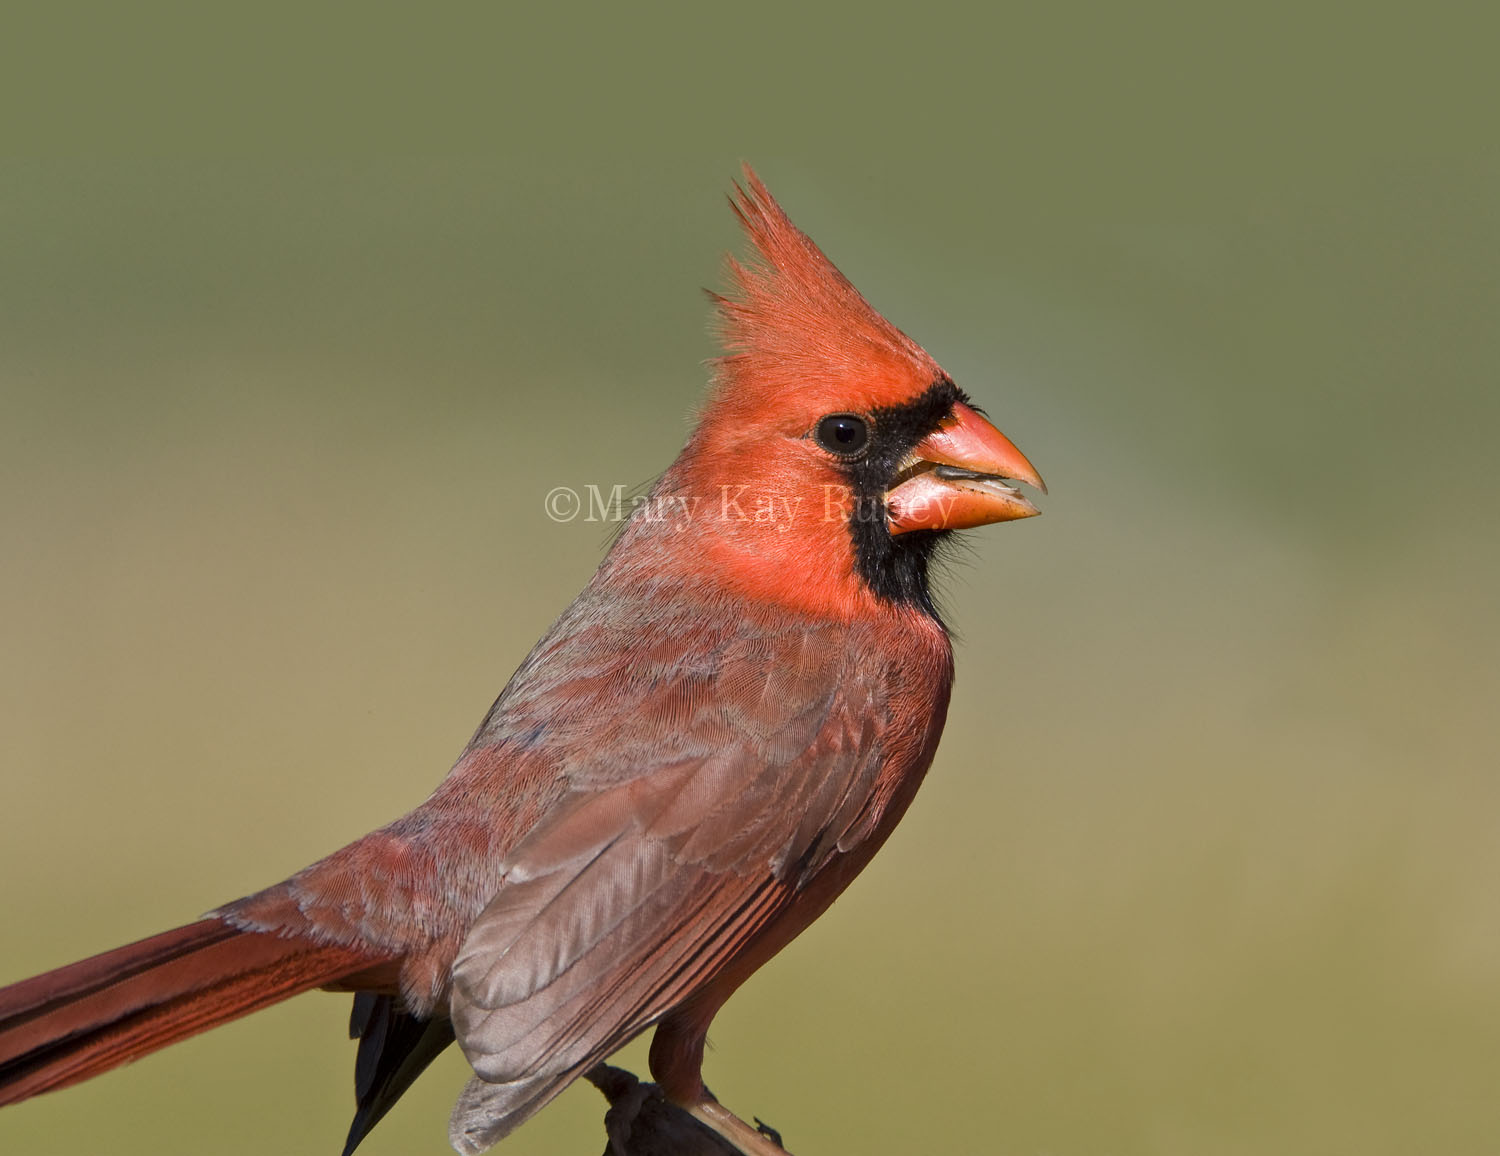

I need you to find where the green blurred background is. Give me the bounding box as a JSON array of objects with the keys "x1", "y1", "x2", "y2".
[{"x1": 2, "y1": 4, "x2": 1497, "y2": 1154}]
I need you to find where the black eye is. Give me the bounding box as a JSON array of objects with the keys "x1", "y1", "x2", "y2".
[{"x1": 814, "y1": 414, "x2": 869, "y2": 457}]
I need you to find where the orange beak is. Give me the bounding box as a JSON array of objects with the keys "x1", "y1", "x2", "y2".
[{"x1": 886, "y1": 402, "x2": 1046, "y2": 534}]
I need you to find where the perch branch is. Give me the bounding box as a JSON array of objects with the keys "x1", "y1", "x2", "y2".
[{"x1": 584, "y1": 1064, "x2": 792, "y2": 1156}]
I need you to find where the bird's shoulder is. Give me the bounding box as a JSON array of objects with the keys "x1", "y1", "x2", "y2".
[{"x1": 467, "y1": 578, "x2": 951, "y2": 764}]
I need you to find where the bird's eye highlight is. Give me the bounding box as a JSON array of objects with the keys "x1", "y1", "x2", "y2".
[{"x1": 814, "y1": 414, "x2": 869, "y2": 457}]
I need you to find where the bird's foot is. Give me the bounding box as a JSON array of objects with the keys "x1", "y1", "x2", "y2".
[
  {"x1": 687, "y1": 1094, "x2": 791, "y2": 1156},
  {"x1": 585, "y1": 1066, "x2": 792, "y2": 1156}
]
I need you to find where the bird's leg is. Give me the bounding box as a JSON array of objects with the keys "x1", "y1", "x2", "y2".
[{"x1": 648, "y1": 1012, "x2": 793, "y2": 1155}]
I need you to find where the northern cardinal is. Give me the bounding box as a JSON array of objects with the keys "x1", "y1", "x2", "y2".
[{"x1": 0, "y1": 169, "x2": 1044, "y2": 1155}]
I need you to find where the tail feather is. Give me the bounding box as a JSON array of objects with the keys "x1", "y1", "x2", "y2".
[
  {"x1": 342, "y1": 992, "x2": 456, "y2": 1156},
  {"x1": 0, "y1": 918, "x2": 387, "y2": 1106}
]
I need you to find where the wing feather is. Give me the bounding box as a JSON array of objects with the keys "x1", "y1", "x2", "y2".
[{"x1": 445, "y1": 614, "x2": 898, "y2": 1144}]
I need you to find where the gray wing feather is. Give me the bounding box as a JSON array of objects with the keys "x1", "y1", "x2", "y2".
[{"x1": 443, "y1": 616, "x2": 893, "y2": 1149}]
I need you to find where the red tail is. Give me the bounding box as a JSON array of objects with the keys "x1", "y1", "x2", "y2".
[{"x1": 0, "y1": 918, "x2": 384, "y2": 1105}]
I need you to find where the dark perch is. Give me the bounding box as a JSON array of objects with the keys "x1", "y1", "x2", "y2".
[{"x1": 585, "y1": 1065, "x2": 789, "y2": 1156}]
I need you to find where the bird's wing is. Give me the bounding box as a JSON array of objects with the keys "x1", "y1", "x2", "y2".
[{"x1": 446, "y1": 616, "x2": 896, "y2": 1150}]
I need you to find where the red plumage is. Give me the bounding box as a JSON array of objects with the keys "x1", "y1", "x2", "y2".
[
  {"x1": 0, "y1": 921, "x2": 388, "y2": 1103},
  {"x1": 0, "y1": 167, "x2": 1043, "y2": 1154}
]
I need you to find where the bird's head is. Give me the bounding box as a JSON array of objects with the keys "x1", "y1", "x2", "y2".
[{"x1": 648, "y1": 168, "x2": 1045, "y2": 623}]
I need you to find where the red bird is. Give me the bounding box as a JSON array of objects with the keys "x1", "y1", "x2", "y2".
[{"x1": 0, "y1": 170, "x2": 1043, "y2": 1154}]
